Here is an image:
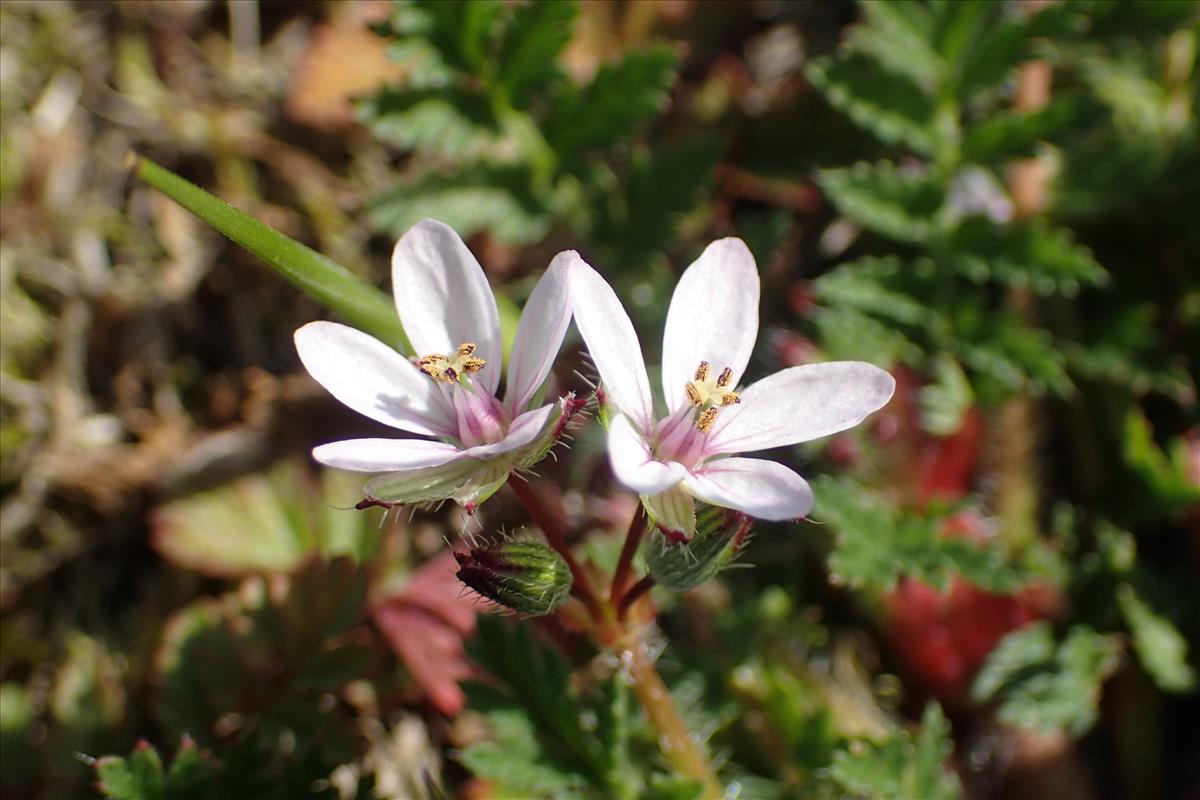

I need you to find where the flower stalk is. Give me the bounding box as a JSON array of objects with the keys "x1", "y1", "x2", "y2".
[
  {"x1": 611, "y1": 504, "x2": 649, "y2": 604},
  {"x1": 508, "y1": 478, "x2": 603, "y2": 620}
]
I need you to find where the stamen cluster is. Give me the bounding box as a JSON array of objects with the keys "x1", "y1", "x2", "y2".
[
  {"x1": 417, "y1": 342, "x2": 487, "y2": 384},
  {"x1": 684, "y1": 361, "x2": 741, "y2": 432}
]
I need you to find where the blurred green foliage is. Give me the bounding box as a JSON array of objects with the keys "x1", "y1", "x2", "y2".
[{"x1": 1, "y1": 0, "x2": 1197, "y2": 798}]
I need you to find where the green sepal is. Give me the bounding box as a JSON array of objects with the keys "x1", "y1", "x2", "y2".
[{"x1": 645, "y1": 505, "x2": 753, "y2": 593}]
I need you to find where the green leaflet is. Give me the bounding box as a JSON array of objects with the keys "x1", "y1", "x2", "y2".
[
  {"x1": 971, "y1": 623, "x2": 1122, "y2": 737},
  {"x1": 816, "y1": 476, "x2": 1022, "y2": 593},
  {"x1": 830, "y1": 704, "x2": 962, "y2": 800}
]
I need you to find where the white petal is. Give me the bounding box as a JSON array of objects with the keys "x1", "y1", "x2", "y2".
[
  {"x1": 312, "y1": 438, "x2": 461, "y2": 472},
  {"x1": 661, "y1": 238, "x2": 760, "y2": 413},
  {"x1": 391, "y1": 219, "x2": 502, "y2": 395},
  {"x1": 295, "y1": 321, "x2": 455, "y2": 437},
  {"x1": 608, "y1": 413, "x2": 688, "y2": 495},
  {"x1": 568, "y1": 260, "x2": 654, "y2": 433},
  {"x1": 461, "y1": 403, "x2": 556, "y2": 460},
  {"x1": 706, "y1": 362, "x2": 896, "y2": 455},
  {"x1": 684, "y1": 458, "x2": 813, "y2": 520},
  {"x1": 505, "y1": 251, "x2": 575, "y2": 415}
]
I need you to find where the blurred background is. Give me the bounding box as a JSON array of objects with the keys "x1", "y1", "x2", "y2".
[{"x1": 1, "y1": 1, "x2": 1197, "y2": 798}]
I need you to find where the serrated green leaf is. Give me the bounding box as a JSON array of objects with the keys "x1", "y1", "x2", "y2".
[
  {"x1": 359, "y1": 86, "x2": 495, "y2": 158},
  {"x1": 1117, "y1": 584, "x2": 1196, "y2": 693},
  {"x1": 962, "y1": 100, "x2": 1081, "y2": 163},
  {"x1": 848, "y1": 1, "x2": 942, "y2": 92},
  {"x1": 96, "y1": 744, "x2": 165, "y2": 800},
  {"x1": 460, "y1": 708, "x2": 587, "y2": 797},
  {"x1": 929, "y1": 0, "x2": 996, "y2": 73},
  {"x1": 819, "y1": 162, "x2": 946, "y2": 244},
  {"x1": 953, "y1": 310, "x2": 1072, "y2": 399},
  {"x1": 812, "y1": 305, "x2": 922, "y2": 367},
  {"x1": 132, "y1": 158, "x2": 408, "y2": 353},
  {"x1": 496, "y1": 0, "x2": 577, "y2": 106},
  {"x1": 546, "y1": 45, "x2": 677, "y2": 164},
  {"x1": 955, "y1": 2, "x2": 1079, "y2": 98},
  {"x1": 807, "y1": 53, "x2": 942, "y2": 157},
  {"x1": 919, "y1": 356, "x2": 974, "y2": 436},
  {"x1": 813, "y1": 256, "x2": 929, "y2": 327},
  {"x1": 369, "y1": 166, "x2": 551, "y2": 244},
  {"x1": 1119, "y1": 410, "x2": 1200, "y2": 517},
  {"x1": 946, "y1": 217, "x2": 1108, "y2": 296},
  {"x1": 830, "y1": 703, "x2": 962, "y2": 800},
  {"x1": 971, "y1": 623, "x2": 1122, "y2": 737},
  {"x1": 156, "y1": 558, "x2": 372, "y2": 758},
  {"x1": 595, "y1": 138, "x2": 721, "y2": 268},
  {"x1": 817, "y1": 477, "x2": 1021, "y2": 593},
  {"x1": 409, "y1": 0, "x2": 504, "y2": 75},
  {"x1": 462, "y1": 617, "x2": 615, "y2": 796}
]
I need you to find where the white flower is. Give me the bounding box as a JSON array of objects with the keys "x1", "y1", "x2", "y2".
[
  {"x1": 295, "y1": 219, "x2": 582, "y2": 509},
  {"x1": 569, "y1": 239, "x2": 895, "y2": 538}
]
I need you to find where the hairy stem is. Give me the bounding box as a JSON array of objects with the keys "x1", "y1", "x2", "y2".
[
  {"x1": 509, "y1": 478, "x2": 603, "y2": 619},
  {"x1": 619, "y1": 631, "x2": 723, "y2": 796},
  {"x1": 512, "y1": 481, "x2": 719, "y2": 790}
]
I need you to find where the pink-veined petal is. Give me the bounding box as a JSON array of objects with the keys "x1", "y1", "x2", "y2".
[
  {"x1": 312, "y1": 438, "x2": 461, "y2": 472},
  {"x1": 684, "y1": 457, "x2": 813, "y2": 520},
  {"x1": 661, "y1": 238, "x2": 760, "y2": 413},
  {"x1": 505, "y1": 251, "x2": 575, "y2": 415},
  {"x1": 608, "y1": 413, "x2": 689, "y2": 495},
  {"x1": 460, "y1": 403, "x2": 556, "y2": 460},
  {"x1": 295, "y1": 321, "x2": 455, "y2": 437},
  {"x1": 392, "y1": 219, "x2": 502, "y2": 395},
  {"x1": 706, "y1": 362, "x2": 895, "y2": 455},
  {"x1": 568, "y1": 261, "x2": 654, "y2": 433}
]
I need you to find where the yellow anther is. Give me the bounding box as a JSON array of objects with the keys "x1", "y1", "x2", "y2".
[
  {"x1": 459, "y1": 357, "x2": 486, "y2": 374},
  {"x1": 683, "y1": 361, "x2": 740, "y2": 431},
  {"x1": 417, "y1": 342, "x2": 487, "y2": 384}
]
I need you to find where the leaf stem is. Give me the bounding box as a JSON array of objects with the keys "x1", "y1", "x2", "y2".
[{"x1": 508, "y1": 478, "x2": 602, "y2": 620}]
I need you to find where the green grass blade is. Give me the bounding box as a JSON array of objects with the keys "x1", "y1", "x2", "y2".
[{"x1": 131, "y1": 155, "x2": 410, "y2": 353}]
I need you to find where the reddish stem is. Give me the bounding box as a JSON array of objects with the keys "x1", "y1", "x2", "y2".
[
  {"x1": 610, "y1": 504, "x2": 648, "y2": 603},
  {"x1": 508, "y1": 478, "x2": 602, "y2": 620},
  {"x1": 617, "y1": 575, "x2": 656, "y2": 622}
]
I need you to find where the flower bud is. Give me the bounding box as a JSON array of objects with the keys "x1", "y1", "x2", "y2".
[
  {"x1": 645, "y1": 506, "x2": 753, "y2": 593},
  {"x1": 454, "y1": 540, "x2": 573, "y2": 616}
]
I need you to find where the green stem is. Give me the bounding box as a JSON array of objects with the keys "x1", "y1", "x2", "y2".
[{"x1": 129, "y1": 154, "x2": 410, "y2": 353}]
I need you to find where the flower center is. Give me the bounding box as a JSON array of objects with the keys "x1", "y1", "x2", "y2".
[
  {"x1": 416, "y1": 342, "x2": 506, "y2": 446},
  {"x1": 683, "y1": 361, "x2": 740, "y2": 432},
  {"x1": 417, "y1": 342, "x2": 486, "y2": 384}
]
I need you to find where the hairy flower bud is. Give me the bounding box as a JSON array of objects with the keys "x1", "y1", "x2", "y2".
[
  {"x1": 454, "y1": 540, "x2": 573, "y2": 616},
  {"x1": 645, "y1": 506, "x2": 753, "y2": 593}
]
